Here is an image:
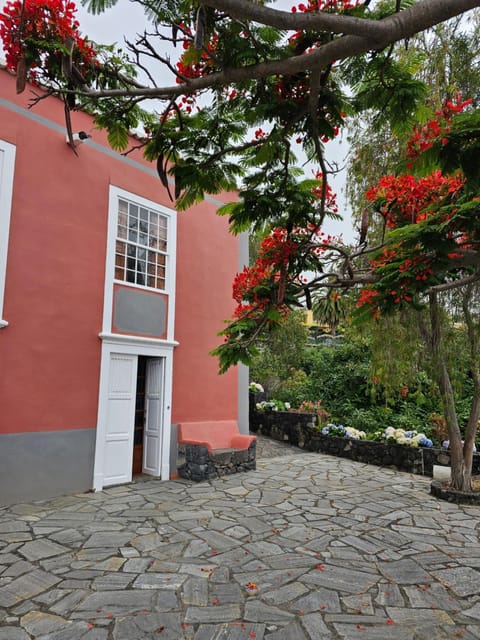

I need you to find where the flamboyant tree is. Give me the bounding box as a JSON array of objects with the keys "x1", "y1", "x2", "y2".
[
  {"x1": 0, "y1": 0, "x2": 478, "y2": 186},
  {"x1": 219, "y1": 91, "x2": 480, "y2": 491},
  {"x1": 357, "y1": 97, "x2": 480, "y2": 492},
  {"x1": 343, "y1": 15, "x2": 480, "y2": 436}
]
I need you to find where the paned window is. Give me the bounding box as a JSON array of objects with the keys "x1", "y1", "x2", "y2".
[{"x1": 114, "y1": 197, "x2": 168, "y2": 291}]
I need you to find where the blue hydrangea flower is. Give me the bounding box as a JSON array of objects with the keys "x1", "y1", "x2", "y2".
[
  {"x1": 419, "y1": 436, "x2": 433, "y2": 447},
  {"x1": 322, "y1": 426, "x2": 330, "y2": 435}
]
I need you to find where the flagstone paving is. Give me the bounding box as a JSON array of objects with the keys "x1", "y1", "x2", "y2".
[{"x1": 1, "y1": 436, "x2": 480, "y2": 639}]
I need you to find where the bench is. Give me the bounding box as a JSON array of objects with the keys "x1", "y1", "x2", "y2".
[{"x1": 177, "y1": 420, "x2": 256, "y2": 481}]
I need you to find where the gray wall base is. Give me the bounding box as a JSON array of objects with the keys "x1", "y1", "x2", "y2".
[{"x1": 0, "y1": 429, "x2": 96, "y2": 506}]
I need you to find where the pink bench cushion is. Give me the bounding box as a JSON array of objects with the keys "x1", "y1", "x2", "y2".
[{"x1": 178, "y1": 420, "x2": 256, "y2": 454}]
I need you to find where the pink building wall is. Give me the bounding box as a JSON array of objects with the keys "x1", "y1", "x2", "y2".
[
  {"x1": 0, "y1": 67, "x2": 239, "y2": 439},
  {"x1": 173, "y1": 202, "x2": 239, "y2": 423}
]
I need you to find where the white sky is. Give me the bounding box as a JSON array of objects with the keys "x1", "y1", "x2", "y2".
[{"x1": 76, "y1": 0, "x2": 355, "y2": 242}]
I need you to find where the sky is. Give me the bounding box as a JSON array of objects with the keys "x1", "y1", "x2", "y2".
[{"x1": 75, "y1": 0, "x2": 355, "y2": 242}]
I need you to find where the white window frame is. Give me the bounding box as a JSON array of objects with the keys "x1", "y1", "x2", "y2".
[
  {"x1": 0, "y1": 140, "x2": 16, "y2": 328},
  {"x1": 115, "y1": 195, "x2": 169, "y2": 292},
  {"x1": 102, "y1": 185, "x2": 177, "y2": 343}
]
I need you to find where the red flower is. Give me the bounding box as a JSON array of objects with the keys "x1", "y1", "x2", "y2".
[{"x1": 0, "y1": 0, "x2": 97, "y2": 88}]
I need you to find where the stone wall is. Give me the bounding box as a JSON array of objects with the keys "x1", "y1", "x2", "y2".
[
  {"x1": 250, "y1": 406, "x2": 317, "y2": 448},
  {"x1": 250, "y1": 408, "x2": 480, "y2": 477},
  {"x1": 178, "y1": 442, "x2": 256, "y2": 482}
]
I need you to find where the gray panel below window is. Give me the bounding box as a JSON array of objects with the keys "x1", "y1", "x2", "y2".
[
  {"x1": 114, "y1": 287, "x2": 167, "y2": 337},
  {"x1": 0, "y1": 429, "x2": 96, "y2": 506}
]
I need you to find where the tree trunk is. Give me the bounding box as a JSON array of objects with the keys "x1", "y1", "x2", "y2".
[
  {"x1": 461, "y1": 285, "x2": 480, "y2": 486},
  {"x1": 429, "y1": 292, "x2": 472, "y2": 492}
]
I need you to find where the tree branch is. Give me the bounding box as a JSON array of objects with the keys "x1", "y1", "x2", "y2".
[
  {"x1": 428, "y1": 273, "x2": 480, "y2": 293},
  {"x1": 77, "y1": 0, "x2": 480, "y2": 102},
  {"x1": 200, "y1": 0, "x2": 480, "y2": 41}
]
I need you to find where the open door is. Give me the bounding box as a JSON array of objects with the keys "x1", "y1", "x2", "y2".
[
  {"x1": 142, "y1": 357, "x2": 165, "y2": 476},
  {"x1": 102, "y1": 353, "x2": 137, "y2": 486}
]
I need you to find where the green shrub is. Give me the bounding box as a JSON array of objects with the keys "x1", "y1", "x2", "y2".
[{"x1": 250, "y1": 327, "x2": 475, "y2": 442}]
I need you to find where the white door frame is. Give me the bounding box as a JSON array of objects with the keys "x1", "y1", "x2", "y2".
[{"x1": 92, "y1": 334, "x2": 175, "y2": 491}]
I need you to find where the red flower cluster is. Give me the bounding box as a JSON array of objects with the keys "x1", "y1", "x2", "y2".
[
  {"x1": 366, "y1": 171, "x2": 465, "y2": 228},
  {"x1": 289, "y1": 0, "x2": 363, "y2": 52},
  {"x1": 232, "y1": 214, "x2": 344, "y2": 323},
  {"x1": 176, "y1": 34, "x2": 219, "y2": 84},
  {"x1": 291, "y1": 0, "x2": 362, "y2": 13},
  {"x1": 398, "y1": 255, "x2": 434, "y2": 283},
  {"x1": 274, "y1": 76, "x2": 310, "y2": 105},
  {"x1": 232, "y1": 228, "x2": 298, "y2": 308},
  {"x1": 312, "y1": 172, "x2": 339, "y2": 215},
  {"x1": 0, "y1": 0, "x2": 96, "y2": 81},
  {"x1": 407, "y1": 95, "x2": 473, "y2": 162},
  {"x1": 357, "y1": 95, "x2": 479, "y2": 318},
  {"x1": 359, "y1": 154, "x2": 474, "y2": 316},
  {"x1": 388, "y1": 288, "x2": 412, "y2": 305},
  {"x1": 358, "y1": 280, "x2": 413, "y2": 312},
  {"x1": 357, "y1": 286, "x2": 380, "y2": 317},
  {"x1": 254, "y1": 128, "x2": 267, "y2": 140},
  {"x1": 369, "y1": 248, "x2": 396, "y2": 268}
]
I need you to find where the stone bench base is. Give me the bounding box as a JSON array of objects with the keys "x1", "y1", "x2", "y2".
[{"x1": 178, "y1": 441, "x2": 256, "y2": 482}]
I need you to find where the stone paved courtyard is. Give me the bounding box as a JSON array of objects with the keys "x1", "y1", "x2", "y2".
[{"x1": 1, "y1": 437, "x2": 480, "y2": 639}]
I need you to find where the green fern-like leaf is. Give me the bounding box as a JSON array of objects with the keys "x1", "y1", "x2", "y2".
[
  {"x1": 106, "y1": 121, "x2": 129, "y2": 150},
  {"x1": 81, "y1": 0, "x2": 119, "y2": 15}
]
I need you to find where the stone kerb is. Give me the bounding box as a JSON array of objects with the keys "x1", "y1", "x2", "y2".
[{"x1": 250, "y1": 407, "x2": 480, "y2": 477}]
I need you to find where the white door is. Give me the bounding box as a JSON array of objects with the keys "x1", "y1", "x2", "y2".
[
  {"x1": 103, "y1": 353, "x2": 137, "y2": 486},
  {"x1": 143, "y1": 358, "x2": 165, "y2": 476}
]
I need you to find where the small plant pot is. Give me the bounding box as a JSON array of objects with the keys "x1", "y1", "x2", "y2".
[{"x1": 433, "y1": 465, "x2": 451, "y2": 481}]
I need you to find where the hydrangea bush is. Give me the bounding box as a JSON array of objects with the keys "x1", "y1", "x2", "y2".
[
  {"x1": 256, "y1": 400, "x2": 291, "y2": 412},
  {"x1": 319, "y1": 424, "x2": 434, "y2": 447},
  {"x1": 321, "y1": 424, "x2": 367, "y2": 440},
  {"x1": 370, "y1": 427, "x2": 433, "y2": 447},
  {"x1": 249, "y1": 382, "x2": 264, "y2": 394}
]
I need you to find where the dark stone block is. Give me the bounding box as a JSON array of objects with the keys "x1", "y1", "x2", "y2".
[
  {"x1": 178, "y1": 441, "x2": 257, "y2": 482},
  {"x1": 185, "y1": 445, "x2": 210, "y2": 464}
]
